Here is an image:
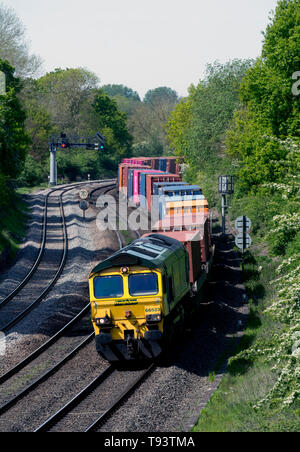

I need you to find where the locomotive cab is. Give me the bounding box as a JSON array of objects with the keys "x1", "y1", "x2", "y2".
[{"x1": 90, "y1": 266, "x2": 164, "y2": 360}]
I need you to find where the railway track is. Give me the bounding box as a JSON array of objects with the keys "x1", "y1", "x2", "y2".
[
  {"x1": 0, "y1": 180, "x2": 115, "y2": 332},
  {"x1": 0, "y1": 181, "x2": 115, "y2": 383},
  {"x1": 90, "y1": 184, "x2": 141, "y2": 244},
  {"x1": 0, "y1": 180, "x2": 154, "y2": 432},
  {"x1": 34, "y1": 363, "x2": 155, "y2": 432}
]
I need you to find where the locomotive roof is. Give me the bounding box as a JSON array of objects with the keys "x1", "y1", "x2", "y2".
[{"x1": 90, "y1": 234, "x2": 186, "y2": 276}]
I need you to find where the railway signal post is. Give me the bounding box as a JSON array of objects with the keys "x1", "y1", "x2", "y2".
[
  {"x1": 49, "y1": 132, "x2": 106, "y2": 186},
  {"x1": 49, "y1": 144, "x2": 57, "y2": 186},
  {"x1": 235, "y1": 215, "x2": 252, "y2": 275},
  {"x1": 218, "y1": 175, "x2": 234, "y2": 235}
]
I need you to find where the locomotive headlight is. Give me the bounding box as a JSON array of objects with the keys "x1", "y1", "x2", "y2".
[
  {"x1": 121, "y1": 267, "x2": 129, "y2": 274},
  {"x1": 95, "y1": 315, "x2": 112, "y2": 327},
  {"x1": 146, "y1": 314, "x2": 162, "y2": 324}
]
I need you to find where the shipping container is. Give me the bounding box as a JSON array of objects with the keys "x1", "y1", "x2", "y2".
[
  {"x1": 143, "y1": 230, "x2": 203, "y2": 283},
  {"x1": 122, "y1": 158, "x2": 146, "y2": 165},
  {"x1": 159, "y1": 195, "x2": 206, "y2": 220},
  {"x1": 152, "y1": 213, "x2": 209, "y2": 233},
  {"x1": 131, "y1": 169, "x2": 163, "y2": 205},
  {"x1": 150, "y1": 217, "x2": 211, "y2": 265},
  {"x1": 158, "y1": 185, "x2": 202, "y2": 197},
  {"x1": 119, "y1": 164, "x2": 150, "y2": 194},
  {"x1": 145, "y1": 173, "x2": 182, "y2": 211},
  {"x1": 164, "y1": 198, "x2": 209, "y2": 217},
  {"x1": 152, "y1": 182, "x2": 188, "y2": 196},
  {"x1": 158, "y1": 159, "x2": 167, "y2": 172},
  {"x1": 139, "y1": 171, "x2": 166, "y2": 207}
]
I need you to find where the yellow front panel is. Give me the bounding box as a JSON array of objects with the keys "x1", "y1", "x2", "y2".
[{"x1": 89, "y1": 266, "x2": 164, "y2": 340}]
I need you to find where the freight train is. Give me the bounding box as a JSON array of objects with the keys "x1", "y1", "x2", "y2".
[{"x1": 89, "y1": 157, "x2": 214, "y2": 361}]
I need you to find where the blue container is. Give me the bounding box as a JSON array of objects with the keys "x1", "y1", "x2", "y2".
[
  {"x1": 140, "y1": 171, "x2": 164, "y2": 207},
  {"x1": 128, "y1": 169, "x2": 134, "y2": 199},
  {"x1": 158, "y1": 159, "x2": 167, "y2": 172},
  {"x1": 158, "y1": 185, "x2": 202, "y2": 197},
  {"x1": 152, "y1": 182, "x2": 188, "y2": 196}
]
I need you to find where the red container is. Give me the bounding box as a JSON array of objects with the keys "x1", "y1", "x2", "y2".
[
  {"x1": 119, "y1": 164, "x2": 150, "y2": 194},
  {"x1": 152, "y1": 215, "x2": 211, "y2": 264},
  {"x1": 143, "y1": 230, "x2": 202, "y2": 283},
  {"x1": 146, "y1": 173, "x2": 181, "y2": 211},
  {"x1": 165, "y1": 158, "x2": 177, "y2": 174},
  {"x1": 122, "y1": 158, "x2": 146, "y2": 165}
]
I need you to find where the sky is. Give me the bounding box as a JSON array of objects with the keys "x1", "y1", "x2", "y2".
[{"x1": 4, "y1": 0, "x2": 279, "y2": 99}]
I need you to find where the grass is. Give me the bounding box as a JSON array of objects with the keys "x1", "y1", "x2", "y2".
[
  {"x1": 192, "y1": 246, "x2": 299, "y2": 432},
  {"x1": 16, "y1": 183, "x2": 49, "y2": 195}
]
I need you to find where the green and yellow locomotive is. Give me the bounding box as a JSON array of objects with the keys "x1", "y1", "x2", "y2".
[{"x1": 89, "y1": 234, "x2": 191, "y2": 361}]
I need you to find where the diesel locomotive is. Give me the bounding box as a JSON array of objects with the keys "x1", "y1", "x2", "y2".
[{"x1": 89, "y1": 156, "x2": 214, "y2": 361}]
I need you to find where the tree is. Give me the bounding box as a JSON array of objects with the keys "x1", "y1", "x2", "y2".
[
  {"x1": 166, "y1": 94, "x2": 192, "y2": 158},
  {"x1": 126, "y1": 87, "x2": 179, "y2": 157},
  {"x1": 37, "y1": 68, "x2": 100, "y2": 135},
  {"x1": 92, "y1": 90, "x2": 133, "y2": 169},
  {"x1": 20, "y1": 79, "x2": 56, "y2": 162},
  {"x1": 0, "y1": 3, "x2": 42, "y2": 77},
  {"x1": 102, "y1": 84, "x2": 141, "y2": 102},
  {"x1": 227, "y1": 0, "x2": 300, "y2": 192},
  {"x1": 190, "y1": 60, "x2": 254, "y2": 166},
  {"x1": 0, "y1": 59, "x2": 29, "y2": 179}
]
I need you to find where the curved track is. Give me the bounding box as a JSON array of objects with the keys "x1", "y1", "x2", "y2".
[
  {"x1": 0, "y1": 181, "x2": 115, "y2": 332},
  {"x1": 0, "y1": 180, "x2": 153, "y2": 433},
  {"x1": 0, "y1": 181, "x2": 115, "y2": 383}
]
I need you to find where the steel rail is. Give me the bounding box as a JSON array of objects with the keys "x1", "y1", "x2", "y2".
[
  {"x1": 0, "y1": 180, "x2": 115, "y2": 309},
  {"x1": 0, "y1": 333, "x2": 95, "y2": 415},
  {"x1": 0, "y1": 181, "x2": 116, "y2": 332},
  {"x1": 0, "y1": 304, "x2": 90, "y2": 385},
  {"x1": 85, "y1": 364, "x2": 155, "y2": 432},
  {"x1": 0, "y1": 180, "x2": 150, "y2": 433},
  {"x1": 0, "y1": 182, "x2": 117, "y2": 383},
  {"x1": 0, "y1": 188, "x2": 68, "y2": 332},
  {"x1": 34, "y1": 365, "x2": 115, "y2": 432}
]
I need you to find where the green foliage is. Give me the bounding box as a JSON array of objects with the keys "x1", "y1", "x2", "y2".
[
  {"x1": 18, "y1": 154, "x2": 47, "y2": 187},
  {"x1": 15, "y1": 69, "x2": 134, "y2": 184},
  {"x1": 185, "y1": 60, "x2": 253, "y2": 168},
  {"x1": 143, "y1": 86, "x2": 178, "y2": 105},
  {"x1": 93, "y1": 90, "x2": 133, "y2": 170},
  {"x1": 102, "y1": 84, "x2": 141, "y2": 102},
  {"x1": 20, "y1": 79, "x2": 56, "y2": 162},
  {"x1": 0, "y1": 59, "x2": 29, "y2": 179},
  {"x1": 166, "y1": 96, "x2": 192, "y2": 158},
  {"x1": 36, "y1": 67, "x2": 99, "y2": 134},
  {"x1": 227, "y1": 0, "x2": 300, "y2": 191},
  {"x1": 0, "y1": 171, "x2": 12, "y2": 210},
  {"x1": 240, "y1": 0, "x2": 300, "y2": 137}
]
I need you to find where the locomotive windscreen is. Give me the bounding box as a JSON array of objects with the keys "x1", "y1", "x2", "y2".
[
  {"x1": 94, "y1": 275, "x2": 123, "y2": 299},
  {"x1": 128, "y1": 273, "x2": 158, "y2": 296}
]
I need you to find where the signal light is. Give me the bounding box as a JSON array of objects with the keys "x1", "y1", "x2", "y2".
[{"x1": 60, "y1": 133, "x2": 70, "y2": 149}]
